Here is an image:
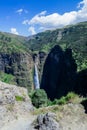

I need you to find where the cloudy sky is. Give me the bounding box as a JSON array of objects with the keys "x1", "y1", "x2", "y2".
[{"x1": 0, "y1": 0, "x2": 87, "y2": 36}]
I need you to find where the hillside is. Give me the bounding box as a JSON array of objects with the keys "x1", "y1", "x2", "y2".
[
  {"x1": 0, "y1": 32, "x2": 28, "y2": 53},
  {"x1": 26, "y1": 21, "x2": 87, "y2": 71}
]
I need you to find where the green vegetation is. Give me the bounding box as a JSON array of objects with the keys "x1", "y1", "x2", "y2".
[
  {"x1": 0, "y1": 71, "x2": 16, "y2": 84},
  {"x1": 30, "y1": 90, "x2": 80, "y2": 108},
  {"x1": 30, "y1": 89, "x2": 48, "y2": 108},
  {"x1": 52, "y1": 92, "x2": 79, "y2": 105},
  {"x1": 31, "y1": 92, "x2": 84, "y2": 116},
  {"x1": 15, "y1": 95, "x2": 25, "y2": 101},
  {"x1": 0, "y1": 32, "x2": 28, "y2": 54}
]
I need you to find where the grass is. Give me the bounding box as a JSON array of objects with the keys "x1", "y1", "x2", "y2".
[{"x1": 15, "y1": 95, "x2": 25, "y2": 101}]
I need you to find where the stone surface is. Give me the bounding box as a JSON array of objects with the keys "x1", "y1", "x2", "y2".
[
  {"x1": 35, "y1": 112, "x2": 61, "y2": 130},
  {"x1": 0, "y1": 81, "x2": 33, "y2": 129}
]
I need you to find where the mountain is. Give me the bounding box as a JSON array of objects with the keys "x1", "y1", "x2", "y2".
[
  {"x1": 0, "y1": 21, "x2": 87, "y2": 92},
  {"x1": 26, "y1": 21, "x2": 87, "y2": 71}
]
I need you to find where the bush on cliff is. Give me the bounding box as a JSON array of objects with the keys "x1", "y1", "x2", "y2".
[{"x1": 30, "y1": 89, "x2": 48, "y2": 108}]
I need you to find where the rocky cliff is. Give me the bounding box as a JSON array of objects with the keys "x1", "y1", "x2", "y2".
[{"x1": 0, "y1": 52, "x2": 33, "y2": 91}]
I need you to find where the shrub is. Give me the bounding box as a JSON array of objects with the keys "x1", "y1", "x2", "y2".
[
  {"x1": 50, "y1": 92, "x2": 78, "y2": 106},
  {"x1": 65, "y1": 92, "x2": 77, "y2": 102},
  {"x1": 47, "y1": 99, "x2": 53, "y2": 106},
  {"x1": 31, "y1": 89, "x2": 48, "y2": 108}
]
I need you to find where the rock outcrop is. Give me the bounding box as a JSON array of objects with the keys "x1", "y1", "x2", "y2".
[
  {"x1": 41, "y1": 45, "x2": 77, "y2": 100},
  {"x1": 0, "y1": 81, "x2": 33, "y2": 129},
  {"x1": 34, "y1": 112, "x2": 61, "y2": 130}
]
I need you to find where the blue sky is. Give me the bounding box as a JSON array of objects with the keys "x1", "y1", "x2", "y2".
[{"x1": 0, "y1": 0, "x2": 87, "y2": 36}]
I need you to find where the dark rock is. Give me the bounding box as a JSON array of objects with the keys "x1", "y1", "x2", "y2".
[
  {"x1": 35, "y1": 112, "x2": 61, "y2": 130},
  {"x1": 75, "y1": 69, "x2": 87, "y2": 96},
  {"x1": 41, "y1": 45, "x2": 77, "y2": 100}
]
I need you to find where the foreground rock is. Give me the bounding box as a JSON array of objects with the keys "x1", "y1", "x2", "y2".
[
  {"x1": 0, "y1": 81, "x2": 34, "y2": 129},
  {"x1": 33, "y1": 104, "x2": 87, "y2": 130},
  {"x1": 34, "y1": 112, "x2": 61, "y2": 130}
]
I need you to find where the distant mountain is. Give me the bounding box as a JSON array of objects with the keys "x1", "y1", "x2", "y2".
[{"x1": 0, "y1": 32, "x2": 28, "y2": 53}]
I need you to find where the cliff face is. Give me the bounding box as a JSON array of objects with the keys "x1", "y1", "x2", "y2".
[
  {"x1": 33, "y1": 51, "x2": 47, "y2": 83},
  {"x1": 0, "y1": 53, "x2": 33, "y2": 91},
  {"x1": 41, "y1": 45, "x2": 77, "y2": 100}
]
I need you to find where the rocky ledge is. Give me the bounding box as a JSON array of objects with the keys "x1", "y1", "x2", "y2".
[{"x1": 0, "y1": 81, "x2": 33, "y2": 129}]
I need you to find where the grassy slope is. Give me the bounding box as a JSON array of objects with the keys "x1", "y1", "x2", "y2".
[{"x1": 0, "y1": 32, "x2": 28, "y2": 53}]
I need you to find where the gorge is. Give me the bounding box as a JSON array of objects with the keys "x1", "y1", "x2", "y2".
[
  {"x1": 0, "y1": 21, "x2": 87, "y2": 99},
  {"x1": 0, "y1": 21, "x2": 87, "y2": 130}
]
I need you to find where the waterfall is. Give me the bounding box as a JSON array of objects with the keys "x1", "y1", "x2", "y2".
[{"x1": 34, "y1": 64, "x2": 40, "y2": 89}]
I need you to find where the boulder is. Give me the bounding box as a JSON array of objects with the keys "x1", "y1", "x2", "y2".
[{"x1": 34, "y1": 112, "x2": 61, "y2": 130}]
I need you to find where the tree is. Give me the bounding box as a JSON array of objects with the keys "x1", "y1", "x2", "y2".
[{"x1": 31, "y1": 89, "x2": 48, "y2": 108}]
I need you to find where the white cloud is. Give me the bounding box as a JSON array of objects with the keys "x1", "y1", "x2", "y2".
[
  {"x1": 22, "y1": 20, "x2": 29, "y2": 25},
  {"x1": 22, "y1": 0, "x2": 87, "y2": 34},
  {"x1": 28, "y1": 26, "x2": 36, "y2": 35},
  {"x1": 22, "y1": 11, "x2": 47, "y2": 25},
  {"x1": 39, "y1": 11, "x2": 47, "y2": 16},
  {"x1": 28, "y1": 0, "x2": 87, "y2": 27},
  {"x1": 29, "y1": 11, "x2": 77, "y2": 28},
  {"x1": 16, "y1": 9, "x2": 28, "y2": 15},
  {"x1": 10, "y1": 28, "x2": 19, "y2": 35},
  {"x1": 16, "y1": 9, "x2": 23, "y2": 15}
]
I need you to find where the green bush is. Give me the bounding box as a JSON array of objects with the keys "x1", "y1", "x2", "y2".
[
  {"x1": 65, "y1": 92, "x2": 77, "y2": 102},
  {"x1": 30, "y1": 89, "x2": 48, "y2": 108}
]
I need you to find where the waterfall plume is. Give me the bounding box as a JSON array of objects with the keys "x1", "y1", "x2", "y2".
[{"x1": 34, "y1": 64, "x2": 40, "y2": 89}]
